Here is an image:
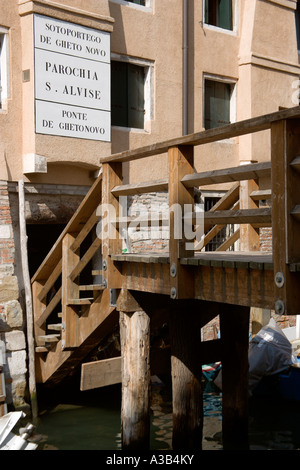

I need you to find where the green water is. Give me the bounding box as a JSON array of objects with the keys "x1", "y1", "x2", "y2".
[{"x1": 32, "y1": 380, "x2": 300, "y2": 451}]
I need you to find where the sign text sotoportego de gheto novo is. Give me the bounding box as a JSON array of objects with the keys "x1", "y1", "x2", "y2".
[{"x1": 34, "y1": 15, "x2": 111, "y2": 142}]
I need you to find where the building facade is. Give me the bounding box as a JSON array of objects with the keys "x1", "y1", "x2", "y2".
[{"x1": 0, "y1": 0, "x2": 299, "y2": 410}]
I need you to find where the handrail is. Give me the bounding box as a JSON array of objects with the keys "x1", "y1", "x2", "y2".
[
  {"x1": 99, "y1": 106, "x2": 300, "y2": 164},
  {"x1": 31, "y1": 172, "x2": 102, "y2": 283}
]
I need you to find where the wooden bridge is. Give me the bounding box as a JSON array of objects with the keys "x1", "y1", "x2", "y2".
[{"x1": 31, "y1": 106, "x2": 300, "y2": 450}]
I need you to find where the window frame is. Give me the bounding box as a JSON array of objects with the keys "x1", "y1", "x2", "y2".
[
  {"x1": 109, "y1": 0, "x2": 153, "y2": 12},
  {"x1": 203, "y1": 0, "x2": 238, "y2": 35},
  {"x1": 203, "y1": 74, "x2": 237, "y2": 131},
  {"x1": 0, "y1": 27, "x2": 10, "y2": 111},
  {"x1": 111, "y1": 54, "x2": 154, "y2": 132}
]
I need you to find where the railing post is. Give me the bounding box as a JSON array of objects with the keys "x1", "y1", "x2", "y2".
[
  {"x1": 102, "y1": 162, "x2": 123, "y2": 290},
  {"x1": 168, "y1": 145, "x2": 195, "y2": 299},
  {"x1": 61, "y1": 232, "x2": 80, "y2": 349},
  {"x1": 239, "y1": 175, "x2": 260, "y2": 251},
  {"x1": 271, "y1": 118, "x2": 300, "y2": 315}
]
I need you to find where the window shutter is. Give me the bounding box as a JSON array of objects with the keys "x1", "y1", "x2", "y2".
[
  {"x1": 214, "y1": 80, "x2": 230, "y2": 127},
  {"x1": 0, "y1": 35, "x2": 3, "y2": 109},
  {"x1": 111, "y1": 61, "x2": 128, "y2": 127},
  {"x1": 205, "y1": 80, "x2": 231, "y2": 129},
  {"x1": 128, "y1": 63, "x2": 145, "y2": 129},
  {"x1": 218, "y1": 0, "x2": 232, "y2": 31}
]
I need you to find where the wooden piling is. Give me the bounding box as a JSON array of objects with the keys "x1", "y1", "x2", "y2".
[
  {"x1": 220, "y1": 304, "x2": 250, "y2": 450},
  {"x1": 170, "y1": 302, "x2": 203, "y2": 449},
  {"x1": 118, "y1": 290, "x2": 151, "y2": 450}
]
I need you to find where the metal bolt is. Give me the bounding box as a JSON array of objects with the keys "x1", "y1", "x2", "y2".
[
  {"x1": 61, "y1": 322, "x2": 65, "y2": 332},
  {"x1": 170, "y1": 263, "x2": 177, "y2": 278},
  {"x1": 170, "y1": 287, "x2": 177, "y2": 299},
  {"x1": 103, "y1": 260, "x2": 107, "y2": 271},
  {"x1": 102, "y1": 279, "x2": 107, "y2": 289},
  {"x1": 275, "y1": 272, "x2": 285, "y2": 288},
  {"x1": 61, "y1": 339, "x2": 65, "y2": 350},
  {"x1": 275, "y1": 300, "x2": 285, "y2": 315}
]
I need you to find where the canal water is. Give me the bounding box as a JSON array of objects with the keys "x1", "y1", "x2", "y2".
[{"x1": 31, "y1": 376, "x2": 300, "y2": 451}]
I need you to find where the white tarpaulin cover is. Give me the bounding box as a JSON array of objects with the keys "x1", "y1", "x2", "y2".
[{"x1": 248, "y1": 318, "x2": 294, "y2": 393}]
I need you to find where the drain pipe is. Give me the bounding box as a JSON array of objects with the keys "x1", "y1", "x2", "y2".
[{"x1": 183, "y1": 0, "x2": 188, "y2": 135}]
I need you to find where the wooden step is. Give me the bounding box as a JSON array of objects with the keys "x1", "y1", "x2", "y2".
[
  {"x1": 250, "y1": 189, "x2": 272, "y2": 201},
  {"x1": 67, "y1": 298, "x2": 93, "y2": 305},
  {"x1": 37, "y1": 334, "x2": 60, "y2": 345},
  {"x1": 48, "y1": 323, "x2": 64, "y2": 331},
  {"x1": 35, "y1": 346, "x2": 49, "y2": 353},
  {"x1": 79, "y1": 284, "x2": 105, "y2": 291}
]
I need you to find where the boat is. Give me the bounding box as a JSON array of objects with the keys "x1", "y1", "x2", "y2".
[{"x1": 0, "y1": 411, "x2": 37, "y2": 450}]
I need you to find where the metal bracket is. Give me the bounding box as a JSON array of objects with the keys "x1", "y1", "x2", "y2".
[
  {"x1": 170, "y1": 287, "x2": 177, "y2": 299},
  {"x1": 275, "y1": 299, "x2": 285, "y2": 315},
  {"x1": 275, "y1": 272, "x2": 285, "y2": 288},
  {"x1": 170, "y1": 263, "x2": 177, "y2": 278}
]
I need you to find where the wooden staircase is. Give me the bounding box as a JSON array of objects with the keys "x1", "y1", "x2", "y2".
[{"x1": 31, "y1": 172, "x2": 119, "y2": 385}]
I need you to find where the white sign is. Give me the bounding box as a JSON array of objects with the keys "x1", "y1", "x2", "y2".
[{"x1": 34, "y1": 15, "x2": 111, "y2": 142}]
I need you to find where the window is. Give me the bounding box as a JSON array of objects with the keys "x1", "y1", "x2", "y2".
[
  {"x1": 204, "y1": 78, "x2": 235, "y2": 130},
  {"x1": 128, "y1": 0, "x2": 145, "y2": 5},
  {"x1": 204, "y1": 197, "x2": 235, "y2": 251},
  {"x1": 0, "y1": 29, "x2": 9, "y2": 110},
  {"x1": 110, "y1": 0, "x2": 151, "y2": 9},
  {"x1": 205, "y1": 0, "x2": 233, "y2": 31},
  {"x1": 111, "y1": 60, "x2": 148, "y2": 129}
]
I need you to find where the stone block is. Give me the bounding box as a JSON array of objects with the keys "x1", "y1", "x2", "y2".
[
  {"x1": 0, "y1": 276, "x2": 19, "y2": 302},
  {"x1": 5, "y1": 350, "x2": 27, "y2": 377},
  {"x1": 4, "y1": 300, "x2": 23, "y2": 328},
  {"x1": 3, "y1": 330, "x2": 26, "y2": 351}
]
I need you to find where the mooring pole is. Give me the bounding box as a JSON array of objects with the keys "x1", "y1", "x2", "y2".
[
  {"x1": 170, "y1": 302, "x2": 203, "y2": 449},
  {"x1": 118, "y1": 289, "x2": 151, "y2": 450},
  {"x1": 220, "y1": 304, "x2": 250, "y2": 450}
]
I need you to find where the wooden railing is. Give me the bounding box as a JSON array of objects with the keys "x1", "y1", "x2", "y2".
[
  {"x1": 99, "y1": 106, "x2": 300, "y2": 307},
  {"x1": 31, "y1": 106, "x2": 300, "y2": 382},
  {"x1": 32, "y1": 174, "x2": 104, "y2": 353}
]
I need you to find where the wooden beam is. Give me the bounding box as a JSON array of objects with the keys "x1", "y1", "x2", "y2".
[
  {"x1": 170, "y1": 304, "x2": 203, "y2": 449},
  {"x1": 99, "y1": 106, "x2": 300, "y2": 164},
  {"x1": 61, "y1": 233, "x2": 80, "y2": 350},
  {"x1": 111, "y1": 178, "x2": 168, "y2": 197},
  {"x1": 250, "y1": 189, "x2": 272, "y2": 201},
  {"x1": 80, "y1": 357, "x2": 121, "y2": 390},
  {"x1": 198, "y1": 207, "x2": 271, "y2": 226},
  {"x1": 35, "y1": 288, "x2": 117, "y2": 385},
  {"x1": 239, "y1": 179, "x2": 260, "y2": 251},
  {"x1": 69, "y1": 236, "x2": 102, "y2": 282},
  {"x1": 215, "y1": 228, "x2": 240, "y2": 252},
  {"x1": 181, "y1": 162, "x2": 271, "y2": 188},
  {"x1": 36, "y1": 287, "x2": 62, "y2": 328},
  {"x1": 119, "y1": 290, "x2": 151, "y2": 450},
  {"x1": 37, "y1": 259, "x2": 62, "y2": 302},
  {"x1": 70, "y1": 208, "x2": 99, "y2": 253},
  {"x1": 102, "y1": 162, "x2": 123, "y2": 290},
  {"x1": 220, "y1": 304, "x2": 250, "y2": 450},
  {"x1": 32, "y1": 175, "x2": 102, "y2": 283},
  {"x1": 168, "y1": 145, "x2": 195, "y2": 299},
  {"x1": 18, "y1": 179, "x2": 38, "y2": 420},
  {"x1": 271, "y1": 118, "x2": 300, "y2": 315}
]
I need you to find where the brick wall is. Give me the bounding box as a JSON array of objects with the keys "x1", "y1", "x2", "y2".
[{"x1": 0, "y1": 181, "x2": 29, "y2": 413}]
